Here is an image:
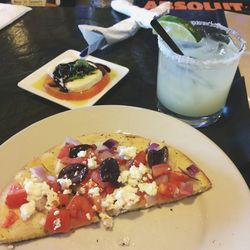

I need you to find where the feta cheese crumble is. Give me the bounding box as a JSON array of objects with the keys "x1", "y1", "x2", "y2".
[
  {"x1": 99, "y1": 212, "x2": 113, "y2": 229},
  {"x1": 114, "y1": 186, "x2": 140, "y2": 210},
  {"x1": 57, "y1": 178, "x2": 72, "y2": 190},
  {"x1": 102, "y1": 186, "x2": 140, "y2": 214},
  {"x1": 118, "y1": 163, "x2": 151, "y2": 187},
  {"x1": 117, "y1": 146, "x2": 136, "y2": 160},
  {"x1": 77, "y1": 150, "x2": 86, "y2": 157},
  {"x1": 53, "y1": 218, "x2": 61, "y2": 230},
  {"x1": 87, "y1": 157, "x2": 98, "y2": 169},
  {"x1": 118, "y1": 236, "x2": 130, "y2": 246},
  {"x1": 86, "y1": 212, "x2": 91, "y2": 221},
  {"x1": 103, "y1": 160, "x2": 157, "y2": 213},
  {"x1": 88, "y1": 186, "x2": 100, "y2": 197},
  {"x1": 23, "y1": 179, "x2": 59, "y2": 211},
  {"x1": 63, "y1": 189, "x2": 72, "y2": 194},
  {"x1": 138, "y1": 182, "x2": 157, "y2": 196},
  {"x1": 53, "y1": 210, "x2": 60, "y2": 216},
  {"x1": 20, "y1": 200, "x2": 36, "y2": 220}
]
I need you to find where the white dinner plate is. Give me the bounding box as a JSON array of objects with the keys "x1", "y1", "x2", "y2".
[
  {"x1": 17, "y1": 50, "x2": 129, "y2": 109},
  {"x1": 0, "y1": 105, "x2": 250, "y2": 250}
]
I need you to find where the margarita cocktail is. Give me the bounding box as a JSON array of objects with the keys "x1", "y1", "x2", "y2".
[{"x1": 156, "y1": 20, "x2": 246, "y2": 127}]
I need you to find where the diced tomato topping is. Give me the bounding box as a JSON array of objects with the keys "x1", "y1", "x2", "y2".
[
  {"x1": 89, "y1": 195, "x2": 102, "y2": 212},
  {"x1": 1, "y1": 210, "x2": 19, "y2": 228},
  {"x1": 58, "y1": 144, "x2": 74, "y2": 159},
  {"x1": 179, "y1": 182, "x2": 193, "y2": 196},
  {"x1": 60, "y1": 156, "x2": 85, "y2": 165},
  {"x1": 58, "y1": 194, "x2": 70, "y2": 207},
  {"x1": 66, "y1": 195, "x2": 94, "y2": 228},
  {"x1": 137, "y1": 192, "x2": 147, "y2": 206},
  {"x1": 116, "y1": 158, "x2": 127, "y2": 166},
  {"x1": 133, "y1": 151, "x2": 146, "y2": 166},
  {"x1": 59, "y1": 145, "x2": 97, "y2": 165},
  {"x1": 47, "y1": 179, "x2": 61, "y2": 193},
  {"x1": 105, "y1": 183, "x2": 115, "y2": 194},
  {"x1": 91, "y1": 170, "x2": 109, "y2": 189},
  {"x1": 169, "y1": 171, "x2": 190, "y2": 183},
  {"x1": 5, "y1": 183, "x2": 27, "y2": 209},
  {"x1": 81, "y1": 170, "x2": 93, "y2": 186},
  {"x1": 157, "y1": 182, "x2": 178, "y2": 198},
  {"x1": 152, "y1": 164, "x2": 172, "y2": 178},
  {"x1": 44, "y1": 208, "x2": 71, "y2": 233},
  {"x1": 154, "y1": 174, "x2": 169, "y2": 185}
]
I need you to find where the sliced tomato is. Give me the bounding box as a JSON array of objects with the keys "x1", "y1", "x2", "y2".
[
  {"x1": 44, "y1": 73, "x2": 110, "y2": 101},
  {"x1": 58, "y1": 194, "x2": 70, "y2": 207},
  {"x1": 133, "y1": 151, "x2": 146, "y2": 166},
  {"x1": 44, "y1": 208, "x2": 71, "y2": 233},
  {"x1": 1, "y1": 210, "x2": 19, "y2": 228},
  {"x1": 91, "y1": 170, "x2": 109, "y2": 189},
  {"x1": 169, "y1": 171, "x2": 190, "y2": 183},
  {"x1": 152, "y1": 164, "x2": 172, "y2": 178},
  {"x1": 66, "y1": 195, "x2": 94, "y2": 228},
  {"x1": 5, "y1": 183, "x2": 27, "y2": 209},
  {"x1": 58, "y1": 143, "x2": 74, "y2": 159},
  {"x1": 157, "y1": 182, "x2": 178, "y2": 198}
]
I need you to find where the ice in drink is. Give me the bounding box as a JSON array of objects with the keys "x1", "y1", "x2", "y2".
[{"x1": 157, "y1": 21, "x2": 245, "y2": 127}]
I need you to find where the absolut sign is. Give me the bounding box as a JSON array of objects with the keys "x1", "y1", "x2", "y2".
[{"x1": 143, "y1": 1, "x2": 250, "y2": 12}]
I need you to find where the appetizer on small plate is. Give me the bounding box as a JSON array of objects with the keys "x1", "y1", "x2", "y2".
[{"x1": 18, "y1": 50, "x2": 129, "y2": 109}]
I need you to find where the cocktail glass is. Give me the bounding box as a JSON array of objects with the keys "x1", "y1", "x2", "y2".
[{"x1": 157, "y1": 21, "x2": 246, "y2": 127}]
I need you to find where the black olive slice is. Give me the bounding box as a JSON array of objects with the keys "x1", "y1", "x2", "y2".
[
  {"x1": 99, "y1": 158, "x2": 120, "y2": 187},
  {"x1": 58, "y1": 163, "x2": 88, "y2": 185},
  {"x1": 69, "y1": 144, "x2": 92, "y2": 158},
  {"x1": 147, "y1": 146, "x2": 168, "y2": 167}
]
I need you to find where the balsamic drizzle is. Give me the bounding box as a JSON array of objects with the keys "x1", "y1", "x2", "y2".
[{"x1": 49, "y1": 59, "x2": 110, "y2": 92}]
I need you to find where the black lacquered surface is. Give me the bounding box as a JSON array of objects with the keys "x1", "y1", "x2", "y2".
[{"x1": 0, "y1": 6, "x2": 249, "y2": 187}]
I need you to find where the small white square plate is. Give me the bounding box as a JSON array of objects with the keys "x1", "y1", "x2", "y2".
[{"x1": 18, "y1": 50, "x2": 129, "y2": 109}]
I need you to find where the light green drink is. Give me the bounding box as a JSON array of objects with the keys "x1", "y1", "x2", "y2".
[{"x1": 156, "y1": 21, "x2": 246, "y2": 127}]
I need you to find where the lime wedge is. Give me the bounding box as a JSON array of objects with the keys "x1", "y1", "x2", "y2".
[{"x1": 153, "y1": 15, "x2": 202, "y2": 43}]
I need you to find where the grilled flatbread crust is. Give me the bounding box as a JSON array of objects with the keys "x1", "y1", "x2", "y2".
[{"x1": 0, "y1": 132, "x2": 211, "y2": 243}]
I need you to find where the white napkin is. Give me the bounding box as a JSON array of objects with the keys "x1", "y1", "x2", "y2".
[
  {"x1": 111, "y1": 0, "x2": 170, "y2": 29},
  {"x1": 0, "y1": 3, "x2": 31, "y2": 30},
  {"x1": 78, "y1": 0, "x2": 170, "y2": 52}
]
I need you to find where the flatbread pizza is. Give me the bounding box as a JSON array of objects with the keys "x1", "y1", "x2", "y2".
[{"x1": 0, "y1": 132, "x2": 211, "y2": 244}]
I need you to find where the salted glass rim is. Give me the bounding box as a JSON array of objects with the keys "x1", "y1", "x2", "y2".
[{"x1": 158, "y1": 21, "x2": 246, "y2": 66}]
